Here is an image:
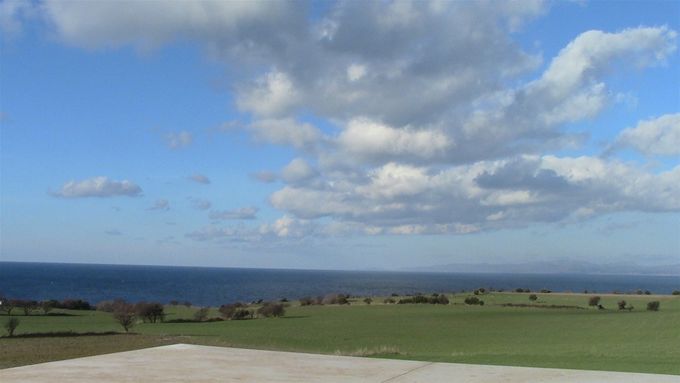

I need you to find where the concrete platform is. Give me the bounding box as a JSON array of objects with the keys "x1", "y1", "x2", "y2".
[{"x1": 1, "y1": 344, "x2": 678, "y2": 382}]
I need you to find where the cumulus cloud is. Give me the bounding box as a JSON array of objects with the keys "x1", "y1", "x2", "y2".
[
  {"x1": 147, "y1": 199, "x2": 170, "y2": 211},
  {"x1": 611, "y1": 114, "x2": 680, "y2": 156},
  {"x1": 209, "y1": 207, "x2": 258, "y2": 220},
  {"x1": 165, "y1": 131, "x2": 193, "y2": 149},
  {"x1": 336, "y1": 119, "x2": 451, "y2": 162},
  {"x1": 42, "y1": 0, "x2": 303, "y2": 50},
  {"x1": 248, "y1": 118, "x2": 322, "y2": 150},
  {"x1": 52, "y1": 177, "x2": 142, "y2": 198},
  {"x1": 188, "y1": 173, "x2": 210, "y2": 184},
  {"x1": 237, "y1": 71, "x2": 301, "y2": 117},
  {"x1": 35, "y1": 2, "x2": 680, "y2": 240},
  {"x1": 281, "y1": 158, "x2": 316, "y2": 184}
]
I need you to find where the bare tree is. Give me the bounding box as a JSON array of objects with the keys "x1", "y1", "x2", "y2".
[
  {"x1": 4, "y1": 317, "x2": 20, "y2": 337},
  {"x1": 113, "y1": 302, "x2": 136, "y2": 332}
]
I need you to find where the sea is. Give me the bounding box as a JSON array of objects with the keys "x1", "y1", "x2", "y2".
[{"x1": 0, "y1": 262, "x2": 678, "y2": 306}]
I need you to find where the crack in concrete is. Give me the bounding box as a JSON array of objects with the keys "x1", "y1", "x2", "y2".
[{"x1": 380, "y1": 362, "x2": 435, "y2": 383}]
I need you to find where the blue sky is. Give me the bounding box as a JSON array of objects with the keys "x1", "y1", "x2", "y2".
[{"x1": 1, "y1": 0, "x2": 678, "y2": 269}]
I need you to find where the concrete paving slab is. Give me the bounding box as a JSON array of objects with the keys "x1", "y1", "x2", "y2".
[{"x1": 1, "y1": 344, "x2": 678, "y2": 382}]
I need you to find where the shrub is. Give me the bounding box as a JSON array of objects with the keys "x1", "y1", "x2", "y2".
[
  {"x1": 540, "y1": 289, "x2": 552, "y2": 293},
  {"x1": 363, "y1": 297, "x2": 373, "y2": 305},
  {"x1": 112, "y1": 302, "x2": 136, "y2": 332},
  {"x1": 672, "y1": 290, "x2": 680, "y2": 295},
  {"x1": 464, "y1": 297, "x2": 484, "y2": 305},
  {"x1": 322, "y1": 293, "x2": 349, "y2": 305},
  {"x1": 219, "y1": 303, "x2": 249, "y2": 319},
  {"x1": 617, "y1": 300, "x2": 627, "y2": 310},
  {"x1": 231, "y1": 308, "x2": 254, "y2": 320},
  {"x1": 383, "y1": 298, "x2": 396, "y2": 304},
  {"x1": 4, "y1": 317, "x2": 20, "y2": 337},
  {"x1": 40, "y1": 301, "x2": 54, "y2": 315},
  {"x1": 169, "y1": 300, "x2": 179, "y2": 306},
  {"x1": 194, "y1": 307, "x2": 210, "y2": 322},
  {"x1": 588, "y1": 296, "x2": 601, "y2": 307},
  {"x1": 57, "y1": 299, "x2": 92, "y2": 310},
  {"x1": 473, "y1": 290, "x2": 480, "y2": 295},
  {"x1": 529, "y1": 294, "x2": 538, "y2": 302},
  {"x1": 299, "y1": 297, "x2": 312, "y2": 306},
  {"x1": 134, "y1": 302, "x2": 165, "y2": 323},
  {"x1": 644, "y1": 290, "x2": 651, "y2": 295},
  {"x1": 183, "y1": 301, "x2": 192, "y2": 308},
  {"x1": 646, "y1": 301, "x2": 660, "y2": 311},
  {"x1": 97, "y1": 299, "x2": 128, "y2": 313},
  {"x1": 17, "y1": 300, "x2": 38, "y2": 316},
  {"x1": 399, "y1": 294, "x2": 449, "y2": 305},
  {"x1": 478, "y1": 288, "x2": 486, "y2": 294},
  {"x1": 257, "y1": 302, "x2": 285, "y2": 318},
  {"x1": 0, "y1": 297, "x2": 15, "y2": 315}
]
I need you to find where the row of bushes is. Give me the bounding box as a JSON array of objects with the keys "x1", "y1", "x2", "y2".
[
  {"x1": 589, "y1": 296, "x2": 660, "y2": 311},
  {"x1": 300, "y1": 293, "x2": 350, "y2": 306},
  {"x1": 398, "y1": 293, "x2": 449, "y2": 305},
  {"x1": 0, "y1": 298, "x2": 92, "y2": 315}
]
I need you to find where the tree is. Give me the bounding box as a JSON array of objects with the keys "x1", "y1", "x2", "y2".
[
  {"x1": 0, "y1": 298, "x2": 15, "y2": 316},
  {"x1": 112, "y1": 302, "x2": 136, "y2": 332},
  {"x1": 257, "y1": 302, "x2": 285, "y2": 318},
  {"x1": 194, "y1": 307, "x2": 210, "y2": 322},
  {"x1": 588, "y1": 296, "x2": 601, "y2": 307},
  {"x1": 363, "y1": 297, "x2": 373, "y2": 305},
  {"x1": 41, "y1": 301, "x2": 54, "y2": 315},
  {"x1": 617, "y1": 300, "x2": 627, "y2": 310},
  {"x1": 4, "y1": 317, "x2": 19, "y2": 337},
  {"x1": 529, "y1": 294, "x2": 538, "y2": 302},
  {"x1": 134, "y1": 302, "x2": 165, "y2": 323}
]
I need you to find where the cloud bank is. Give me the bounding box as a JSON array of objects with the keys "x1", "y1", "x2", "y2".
[{"x1": 29, "y1": 1, "x2": 679, "y2": 241}]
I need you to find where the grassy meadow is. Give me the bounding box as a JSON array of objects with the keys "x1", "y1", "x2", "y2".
[{"x1": 1, "y1": 292, "x2": 679, "y2": 374}]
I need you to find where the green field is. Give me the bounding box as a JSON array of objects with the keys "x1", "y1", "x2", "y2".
[{"x1": 1, "y1": 292, "x2": 679, "y2": 374}]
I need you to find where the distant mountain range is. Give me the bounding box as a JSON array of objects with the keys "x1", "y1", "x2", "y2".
[{"x1": 406, "y1": 260, "x2": 680, "y2": 276}]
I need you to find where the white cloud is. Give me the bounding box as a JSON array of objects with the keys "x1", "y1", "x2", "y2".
[
  {"x1": 259, "y1": 215, "x2": 312, "y2": 238},
  {"x1": 42, "y1": 0, "x2": 301, "y2": 50},
  {"x1": 209, "y1": 207, "x2": 258, "y2": 220},
  {"x1": 346, "y1": 64, "x2": 367, "y2": 82},
  {"x1": 248, "y1": 118, "x2": 322, "y2": 149},
  {"x1": 281, "y1": 158, "x2": 316, "y2": 184},
  {"x1": 188, "y1": 174, "x2": 210, "y2": 184},
  {"x1": 613, "y1": 114, "x2": 680, "y2": 156},
  {"x1": 35, "y1": 2, "x2": 680, "y2": 240},
  {"x1": 237, "y1": 71, "x2": 300, "y2": 117},
  {"x1": 52, "y1": 177, "x2": 142, "y2": 198},
  {"x1": 336, "y1": 119, "x2": 451, "y2": 162},
  {"x1": 165, "y1": 131, "x2": 193, "y2": 149}
]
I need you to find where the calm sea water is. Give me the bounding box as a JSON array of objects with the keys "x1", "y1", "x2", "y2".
[{"x1": 0, "y1": 262, "x2": 677, "y2": 306}]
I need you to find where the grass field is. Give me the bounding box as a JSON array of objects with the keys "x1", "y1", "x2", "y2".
[{"x1": 1, "y1": 292, "x2": 679, "y2": 374}]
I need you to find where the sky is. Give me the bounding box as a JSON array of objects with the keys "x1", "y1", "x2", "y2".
[{"x1": 0, "y1": 0, "x2": 679, "y2": 270}]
